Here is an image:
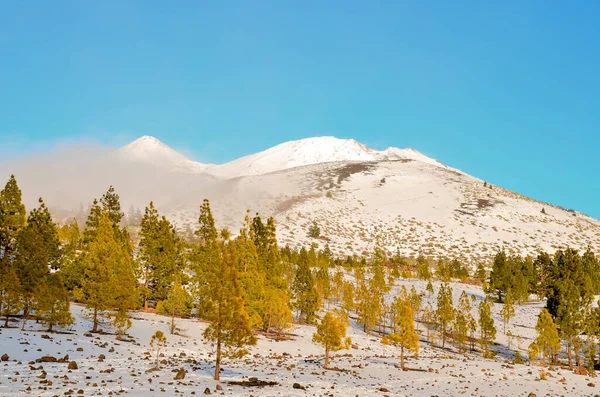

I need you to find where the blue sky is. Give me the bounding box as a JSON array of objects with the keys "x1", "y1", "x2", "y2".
[{"x1": 1, "y1": 1, "x2": 599, "y2": 217}]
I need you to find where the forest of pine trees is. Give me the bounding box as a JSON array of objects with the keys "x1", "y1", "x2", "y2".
[{"x1": 2, "y1": 174, "x2": 600, "y2": 375}]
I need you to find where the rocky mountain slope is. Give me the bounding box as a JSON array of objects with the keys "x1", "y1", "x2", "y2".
[{"x1": 3, "y1": 136, "x2": 599, "y2": 263}]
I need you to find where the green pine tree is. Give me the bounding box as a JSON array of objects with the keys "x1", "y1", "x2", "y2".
[
  {"x1": 535, "y1": 308, "x2": 561, "y2": 365},
  {"x1": 478, "y1": 298, "x2": 496, "y2": 356},
  {"x1": 15, "y1": 198, "x2": 60, "y2": 329},
  {"x1": 0, "y1": 174, "x2": 27, "y2": 256},
  {"x1": 35, "y1": 273, "x2": 73, "y2": 332},
  {"x1": 161, "y1": 276, "x2": 190, "y2": 334},
  {"x1": 435, "y1": 282, "x2": 454, "y2": 349},
  {"x1": 500, "y1": 288, "x2": 516, "y2": 334},
  {"x1": 383, "y1": 289, "x2": 419, "y2": 370},
  {"x1": 81, "y1": 212, "x2": 129, "y2": 332},
  {"x1": 191, "y1": 200, "x2": 256, "y2": 380},
  {"x1": 293, "y1": 247, "x2": 320, "y2": 324},
  {"x1": 313, "y1": 311, "x2": 351, "y2": 369},
  {"x1": 138, "y1": 202, "x2": 182, "y2": 311},
  {"x1": 0, "y1": 266, "x2": 22, "y2": 327}
]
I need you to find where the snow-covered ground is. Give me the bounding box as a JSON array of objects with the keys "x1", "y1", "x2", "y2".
[{"x1": 1, "y1": 279, "x2": 597, "y2": 397}]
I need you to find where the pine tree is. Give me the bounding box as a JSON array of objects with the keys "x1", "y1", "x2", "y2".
[
  {"x1": 421, "y1": 301, "x2": 435, "y2": 343},
  {"x1": 382, "y1": 290, "x2": 419, "y2": 370},
  {"x1": 15, "y1": 198, "x2": 60, "y2": 329},
  {"x1": 235, "y1": 211, "x2": 265, "y2": 329},
  {"x1": 416, "y1": 255, "x2": 431, "y2": 280},
  {"x1": 453, "y1": 291, "x2": 474, "y2": 353},
  {"x1": 409, "y1": 285, "x2": 422, "y2": 328},
  {"x1": 456, "y1": 291, "x2": 476, "y2": 352},
  {"x1": 555, "y1": 278, "x2": 584, "y2": 368},
  {"x1": 478, "y1": 298, "x2": 496, "y2": 356},
  {"x1": 252, "y1": 215, "x2": 292, "y2": 334},
  {"x1": 500, "y1": 288, "x2": 515, "y2": 334},
  {"x1": 138, "y1": 202, "x2": 182, "y2": 311},
  {"x1": 435, "y1": 282, "x2": 454, "y2": 349},
  {"x1": 315, "y1": 258, "x2": 332, "y2": 309},
  {"x1": 100, "y1": 185, "x2": 124, "y2": 230},
  {"x1": 0, "y1": 266, "x2": 22, "y2": 327},
  {"x1": 81, "y1": 212, "x2": 130, "y2": 332},
  {"x1": 191, "y1": 199, "x2": 219, "y2": 318},
  {"x1": 356, "y1": 278, "x2": 382, "y2": 335},
  {"x1": 308, "y1": 220, "x2": 321, "y2": 239},
  {"x1": 489, "y1": 251, "x2": 508, "y2": 302},
  {"x1": 436, "y1": 258, "x2": 451, "y2": 282},
  {"x1": 528, "y1": 341, "x2": 540, "y2": 365},
  {"x1": 203, "y1": 239, "x2": 256, "y2": 380},
  {"x1": 35, "y1": 273, "x2": 73, "y2": 331},
  {"x1": 0, "y1": 175, "x2": 27, "y2": 257},
  {"x1": 293, "y1": 248, "x2": 319, "y2": 324},
  {"x1": 193, "y1": 200, "x2": 256, "y2": 381},
  {"x1": 57, "y1": 218, "x2": 83, "y2": 294},
  {"x1": 312, "y1": 311, "x2": 352, "y2": 369},
  {"x1": 161, "y1": 276, "x2": 189, "y2": 335},
  {"x1": 475, "y1": 264, "x2": 487, "y2": 284},
  {"x1": 535, "y1": 308, "x2": 561, "y2": 365},
  {"x1": 425, "y1": 280, "x2": 434, "y2": 300},
  {"x1": 150, "y1": 330, "x2": 167, "y2": 369},
  {"x1": 331, "y1": 269, "x2": 345, "y2": 305},
  {"x1": 341, "y1": 280, "x2": 355, "y2": 313}
]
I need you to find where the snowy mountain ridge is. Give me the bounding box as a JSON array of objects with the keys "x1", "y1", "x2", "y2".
[{"x1": 118, "y1": 135, "x2": 446, "y2": 177}]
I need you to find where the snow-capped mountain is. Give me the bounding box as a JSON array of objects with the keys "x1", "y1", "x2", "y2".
[
  {"x1": 209, "y1": 136, "x2": 447, "y2": 177},
  {"x1": 3, "y1": 135, "x2": 599, "y2": 263},
  {"x1": 117, "y1": 135, "x2": 446, "y2": 178},
  {"x1": 118, "y1": 136, "x2": 210, "y2": 174}
]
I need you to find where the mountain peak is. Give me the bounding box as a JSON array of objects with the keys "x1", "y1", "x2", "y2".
[
  {"x1": 118, "y1": 136, "x2": 208, "y2": 173},
  {"x1": 118, "y1": 135, "x2": 446, "y2": 177}
]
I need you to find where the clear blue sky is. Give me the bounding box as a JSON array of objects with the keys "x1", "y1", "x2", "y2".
[{"x1": 1, "y1": 1, "x2": 599, "y2": 217}]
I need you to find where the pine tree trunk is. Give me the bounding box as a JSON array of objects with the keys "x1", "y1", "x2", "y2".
[
  {"x1": 567, "y1": 339, "x2": 573, "y2": 369},
  {"x1": 144, "y1": 278, "x2": 149, "y2": 312},
  {"x1": 214, "y1": 335, "x2": 222, "y2": 380},
  {"x1": 324, "y1": 347, "x2": 330, "y2": 369},
  {"x1": 401, "y1": 346, "x2": 405, "y2": 370},
  {"x1": 156, "y1": 349, "x2": 159, "y2": 369},
  {"x1": 92, "y1": 308, "x2": 98, "y2": 332},
  {"x1": 171, "y1": 312, "x2": 175, "y2": 334},
  {"x1": 266, "y1": 315, "x2": 272, "y2": 337},
  {"x1": 441, "y1": 322, "x2": 445, "y2": 349},
  {"x1": 21, "y1": 305, "x2": 29, "y2": 331},
  {"x1": 4, "y1": 314, "x2": 9, "y2": 327}
]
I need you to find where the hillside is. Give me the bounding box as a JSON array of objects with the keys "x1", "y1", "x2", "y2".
[
  {"x1": 2, "y1": 136, "x2": 598, "y2": 263},
  {"x1": 0, "y1": 279, "x2": 595, "y2": 397}
]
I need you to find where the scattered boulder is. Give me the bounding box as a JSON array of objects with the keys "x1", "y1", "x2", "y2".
[
  {"x1": 36, "y1": 356, "x2": 57, "y2": 363},
  {"x1": 1, "y1": 354, "x2": 8, "y2": 361},
  {"x1": 293, "y1": 383, "x2": 306, "y2": 390},
  {"x1": 379, "y1": 387, "x2": 390, "y2": 393},
  {"x1": 528, "y1": 394, "x2": 537, "y2": 397},
  {"x1": 215, "y1": 384, "x2": 223, "y2": 391},
  {"x1": 174, "y1": 368, "x2": 187, "y2": 380},
  {"x1": 68, "y1": 361, "x2": 78, "y2": 370},
  {"x1": 203, "y1": 387, "x2": 211, "y2": 395}
]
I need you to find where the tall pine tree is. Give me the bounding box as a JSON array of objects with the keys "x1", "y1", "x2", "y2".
[{"x1": 15, "y1": 198, "x2": 60, "y2": 329}]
